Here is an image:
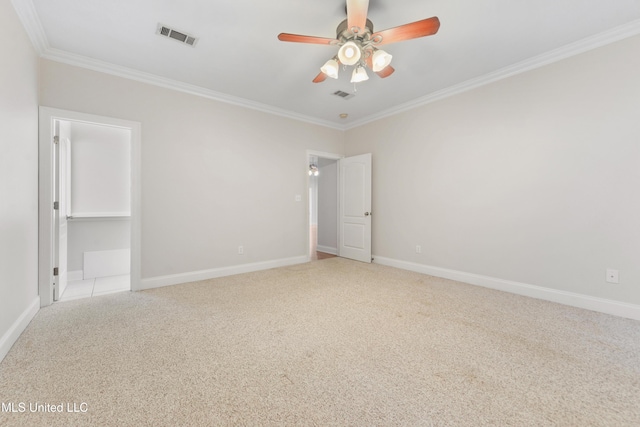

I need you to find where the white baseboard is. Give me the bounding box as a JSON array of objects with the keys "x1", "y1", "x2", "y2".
[
  {"x1": 316, "y1": 245, "x2": 338, "y2": 255},
  {"x1": 68, "y1": 270, "x2": 83, "y2": 282},
  {"x1": 140, "y1": 255, "x2": 309, "y2": 291},
  {"x1": 373, "y1": 256, "x2": 640, "y2": 321},
  {"x1": 0, "y1": 297, "x2": 40, "y2": 363}
]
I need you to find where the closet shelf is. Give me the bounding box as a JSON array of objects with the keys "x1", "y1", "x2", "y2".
[{"x1": 67, "y1": 213, "x2": 131, "y2": 221}]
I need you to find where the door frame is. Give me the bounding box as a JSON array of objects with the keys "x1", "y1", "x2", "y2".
[
  {"x1": 53, "y1": 121, "x2": 70, "y2": 300},
  {"x1": 306, "y1": 150, "x2": 343, "y2": 260},
  {"x1": 38, "y1": 107, "x2": 142, "y2": 307}
]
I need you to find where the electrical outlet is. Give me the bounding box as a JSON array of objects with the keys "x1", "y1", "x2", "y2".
[
  {"x1": 606, "y1": 268, "x2": 619, "y2": 284},
  {"x1": 416, "y1": 245, "x2": 422, "y2": 254},
  {"x1": 238, "y1": 246, "x2": 244, "y2": 255}
]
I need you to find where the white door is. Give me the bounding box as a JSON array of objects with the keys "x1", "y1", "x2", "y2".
[
  {"x1": 53, "y1": 121, "x2": 70, "y2": 301},
  {"x1": 339, "y1": 153, "x2": 372, "y2": 263}
]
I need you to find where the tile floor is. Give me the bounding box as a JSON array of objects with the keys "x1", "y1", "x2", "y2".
[{"x1": 59, "y1": 274, "x2": 130, "y2": 302}]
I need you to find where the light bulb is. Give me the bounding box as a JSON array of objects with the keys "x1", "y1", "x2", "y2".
[
  {"x1": 338, "y1": 41, "x2": 361, "y2": 66},
  {"x1": 320, "y1": 59, "x2": 339, "y2": 79},
  {"x1": 372, "y1": 49, "x2": 392, "y2": 72},
  {"x1": 350, "y1": 66, "x2": 369, "y2": 83}
]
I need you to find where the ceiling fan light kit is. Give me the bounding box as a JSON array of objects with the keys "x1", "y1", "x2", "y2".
[
  {"x1": 372, "y1": 49, "x2": 393, "y2": 72},
  {"x1": 338, "y1": 41, "x2": 362, "y2": 65},
  {"x1": 351, "y1": 66, "x2": 369, "y2": 83},
  {"x1": 277, "y1": 0, "x2": 440, "y2": 85},
  {"x1": 321, "y1": 59, "x2": 340, "y2": 79}
]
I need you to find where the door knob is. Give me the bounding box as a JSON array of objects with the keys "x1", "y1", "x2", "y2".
[{"x1": 364, "y1": 212, "x2": 371, "y2": 216}]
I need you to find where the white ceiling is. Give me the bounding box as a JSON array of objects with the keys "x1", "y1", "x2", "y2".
[{"x1": 15, "y1": 0, "x2": 640, "y2": 129}]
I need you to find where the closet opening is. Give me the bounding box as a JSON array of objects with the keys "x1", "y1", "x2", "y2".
[{"x1": 39, "y1": 107, "x2": 141, "y2": 307}]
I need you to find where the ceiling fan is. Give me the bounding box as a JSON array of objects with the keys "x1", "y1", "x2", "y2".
[{"x1": 277, "y1": 0, "x2": 440, "y2": 84}]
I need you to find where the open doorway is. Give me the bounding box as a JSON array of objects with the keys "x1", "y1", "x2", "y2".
[
  {"x1": 306, "y1": 150, "x2": 373, "y2": 264},
  {"x1": 39, "y1": 108, "x2": 141, "y2": 307},
  {"x1": 57, "y1": 120, "x2": 132, "y2": 301},
  {"x1": 308, "y1": 152, "x2": 340, "y2": 261}
]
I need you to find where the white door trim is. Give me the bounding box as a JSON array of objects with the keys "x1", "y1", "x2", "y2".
[
  {"x1": 38, "y1": 107, "x2": 142, "y2": 306},
  {"x1": 306, "y1": 150, "x2": 343, "y2": 260}
]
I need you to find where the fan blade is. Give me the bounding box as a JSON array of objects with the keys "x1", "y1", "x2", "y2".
[
  {"x1": 313, "y1": 72, "x2": 327, "y2": 83},
  {"x1": 346, "y1": 0, "x2": 369, "y2": 34},
  {"x1": 376, "y1": 65, "x2": 395, "y2": 78},
  {"x1": 277, "y1": 33, "x2": 337, "y2": 45},
  {"x1": 372, "y1": 17, "x2": 440, "y2": 45}
]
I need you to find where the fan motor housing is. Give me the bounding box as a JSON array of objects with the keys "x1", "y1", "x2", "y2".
[{"x1": 336, "y1": 18, "x2": 374, "y2": 40}]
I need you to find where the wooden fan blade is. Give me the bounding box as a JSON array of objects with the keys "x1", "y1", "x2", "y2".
[
  {"x1": 371, "y1": 17, "x2": 440, "y2": 46},
  {"x1": 313, "y1": 72, "x2": 327, "y2": 83},
  {"x1": 346, "y1": 0, "x2": 369, "y2": 34},
  {"x1": 376, "y1": 65, "x2": 395, "y2": 78},
  {"x1": 277, "y1": 33, "x2": 337, "y2": 45}
]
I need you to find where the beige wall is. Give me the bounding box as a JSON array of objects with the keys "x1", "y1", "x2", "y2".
[
  {"x1": 346, "y1": 34, "x2": 640, "y2": 306},
  {"x1": 39, "y1": 60, "x2": 345, "y2": 280},
  {"x1": 0, "y1": 0, "x2": 40, "y2": 359}
]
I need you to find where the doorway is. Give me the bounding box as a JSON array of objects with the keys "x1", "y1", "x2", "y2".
[
  {"x1": 59, "y1": 120, "x2": 132, "y2": 301},
  {"x1": 39, "y1": 108, "x2": 141, "y2": 307},
  {"x1": 309, "y1": 154, "x2": 339, "y2": 261},
  {"x1": 306, "y1": 150, "x2": 373, "y2": 263}
]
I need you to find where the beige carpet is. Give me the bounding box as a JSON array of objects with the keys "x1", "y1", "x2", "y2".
[{"x1": 1, "y1": 258, "x2": 639, "y2": 426}]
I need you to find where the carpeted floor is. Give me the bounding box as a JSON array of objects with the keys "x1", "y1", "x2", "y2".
[{"x1": 1, "y1": 257, "x2": 639, "y2": 426}]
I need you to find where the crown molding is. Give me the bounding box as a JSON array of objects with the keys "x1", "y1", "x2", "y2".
[
  {"x1": 11, "y1": 0, "x2": 48, "y2": 54},
  {"x1": 12, "y1": 0, "x2": 640, "y2": 132},
  {"x1": 11, "y1": 1, "x2": 340, "y2": 129},
  {"x1": 12, "y1": 1, "x2": 341, "y2": 129},
  {"x1": 345, "y1": 18, "x2": 640, "y2": 130},
  {"x1": 40, "y1": 48, "x2": 344, "y2": 130}
]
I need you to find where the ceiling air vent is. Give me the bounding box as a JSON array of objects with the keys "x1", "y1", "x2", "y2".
[
  {"x1": 157, "y1": 24, "x2": 198, "y2": 47},
  {"x1": 333, "y1": 90, "x2": 355, "y2": 100}
]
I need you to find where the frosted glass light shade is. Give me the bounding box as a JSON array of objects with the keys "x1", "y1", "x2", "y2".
[
  {"x1": 320, "y1": 59, "x2": 339, "y2": 79},
  {"x1": 350, "y1": 66, "x2": 369, "y2": 83},
  {"x1": 372, "y1": 49, "x2": 393, "y2": 72},
  {"x1": 338, "y1": 41, "x2": 361, "y2": 66}
]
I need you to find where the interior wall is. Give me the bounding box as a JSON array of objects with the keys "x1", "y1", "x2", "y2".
[
  {"x1": 309, "y1": 175, "x2": 318, "y2": 226},
  {"x1": 345, "y1": 34, "x2": 640, "y2": 306},
  {"x1": 317, "y1": 160, "x2": 338, "y2": 253},
  {"x1": 67, "y1": 220, "x2": 131, "y2": 272},
  {"x1": 69, "y1": 121, "x2": 131, "y2": 216},
  {"x1": 0, "y1": 0, "x2": 40, "y2": 359},
  {"x1": 39, "y1": 59, "x2": 345, "y2": 280},
  {"x1": 65, "y1": 121, "x2": 131, "y2": 273}
]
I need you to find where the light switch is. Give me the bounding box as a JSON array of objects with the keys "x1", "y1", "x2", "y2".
[{"x1": 295, "y1": 195, "x2": 302, "y2": 202}]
